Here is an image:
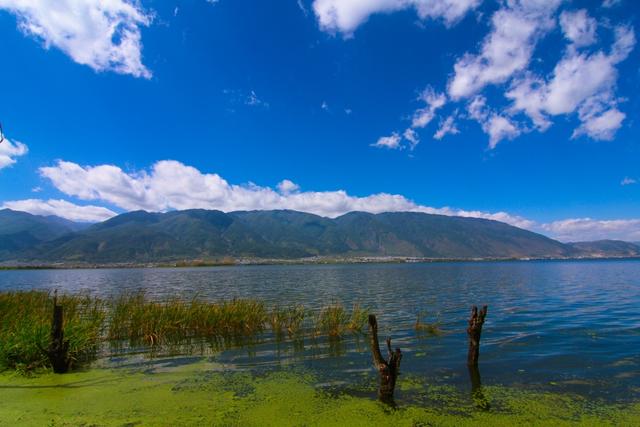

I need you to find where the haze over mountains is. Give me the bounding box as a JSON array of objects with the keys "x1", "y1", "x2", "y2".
[{"x1": 0, "y1": 208, "x2": 638, "y2": 264}]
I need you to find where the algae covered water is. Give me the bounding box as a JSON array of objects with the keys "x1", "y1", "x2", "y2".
[{"x1": 1, "y1": 260, "x2": 639, "y2": 404}]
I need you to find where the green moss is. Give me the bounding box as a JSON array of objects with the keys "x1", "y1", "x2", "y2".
[{"x1": 1, "y1": 363, "x2": 639, "y2": 426}]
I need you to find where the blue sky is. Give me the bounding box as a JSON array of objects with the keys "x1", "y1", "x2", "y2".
[{"x1": 0, "y1": 0, "x2": 638, "y2": 241}]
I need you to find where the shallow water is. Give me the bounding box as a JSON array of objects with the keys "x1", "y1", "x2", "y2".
[{"x1": 1, "y1": 260, "x2": 639, "y2": 402}]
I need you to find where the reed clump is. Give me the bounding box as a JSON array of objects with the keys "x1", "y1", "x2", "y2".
[
  {"x1": 0, "y1": 291, "x2": 104, "y2": 373},
  {"x1": 316, "y1": 303, "x2": 368, "y2": 337},
  {"x1": 108, "y1": 293, "x2": 267, "y2": 347},
  {"x1": 269, "y1": 305, "x2": 306, "y2": 339},
  {"x1": 1, "y1": 290, "x2": 371, "y2": 373}
]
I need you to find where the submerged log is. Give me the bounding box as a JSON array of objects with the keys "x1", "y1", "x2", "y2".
[
  {"x1": 47, "y1": 292, "x2": 70, "y2": 373},
  {"x1": 368, "y1": 314, "x2": 402, "y2": 405},
  {"x1": 466, "y1": 305, "x2": 487, "y2": 366}
]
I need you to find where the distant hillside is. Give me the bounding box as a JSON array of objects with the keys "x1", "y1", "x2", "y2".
[
  {"x1": 567, "y1": 240, "x2": 640, "y2": 257},
  {"x1": 0, "y1": 208, "x2": 638, "y2": 264},
  {"x1": 0, "y1": 209, "x2": 88, "y2": 260}
]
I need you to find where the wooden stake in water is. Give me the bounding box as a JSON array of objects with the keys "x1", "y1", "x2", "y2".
[
  {"x1": 467, "y1": 305, "x2": 488, "y2": 366},
  {"x1": 368, "y1": 314, "x2": 402, "y2": 405},
  {"x1": 47, "y1": 291, "x2": 70, "y2": 373}
]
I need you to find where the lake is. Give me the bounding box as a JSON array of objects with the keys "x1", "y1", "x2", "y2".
[{"x1": 1, "y1": 260, "x2": 639, "y2": 403}]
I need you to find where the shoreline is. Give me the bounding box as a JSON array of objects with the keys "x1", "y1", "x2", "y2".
[{"x1": 2, "y1": 254, "x2": 640, "y2": 270}]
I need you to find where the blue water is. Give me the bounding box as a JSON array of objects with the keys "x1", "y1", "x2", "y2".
[{"x1": 2, "y1": 260, "x2": 639, "y2": 401}]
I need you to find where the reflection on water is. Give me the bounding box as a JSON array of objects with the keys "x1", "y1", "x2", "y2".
[{"x1": 1, "y1": 260, "x2": 640, "y2": 402}]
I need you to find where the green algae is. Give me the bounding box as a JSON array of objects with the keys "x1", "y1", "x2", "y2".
[{"x1": 1, "y1": 363, "x2": 639, "y2": 426}]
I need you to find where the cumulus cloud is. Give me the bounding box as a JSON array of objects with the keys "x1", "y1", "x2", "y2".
[
  {"x1": 277, "y1": 179, "x2": 300, "y2": 194},
  {"x1": 560, "y1": 9, "x2": 597, "y2": 48},
  {"x1": 312, "y1": 0, "x2": 480, "y2": 35},
  {"x1": 10, "y1": 159, "x2": 640, "y2": 241},
  {"x1": 0, "y1": 139, "x2": 28, "y2": 169},
  {"x1": 468, "y1": 96, "x2": 520, "y2": 148},
  {"x1": 0, "y1": 0, "x2": 152, "y2": 78},
  {"x1": 35, "y1": 159, "x2": 534, "y2": 227},
  {"x1": 335, "y1": 1, "x2": 633, "y2": 149},
  {"x1": 542, "y1": 218, "x2": 640, "y2": 242},
  {"x1": 507, "y1": 24, "x2": 635, "y2": 140},
  {"x1": 448, "y1": 0, "x2": 561, "y2": 100},
  {"x1": 1, "y1": 199, "x2": 117, "y2": 222}
]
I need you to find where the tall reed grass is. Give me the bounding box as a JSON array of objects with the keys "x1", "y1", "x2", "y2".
[
  {"x1": 0, "y1": 291, "x2": 370, "y2": 373},
  {"x1": 0, "y1": 291, "x2": 104, "y2": 373}
]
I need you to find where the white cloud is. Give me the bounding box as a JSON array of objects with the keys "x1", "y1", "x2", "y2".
[
  {"x1": 506, "y1": 26, "x2": 635, "y2": 140},
  {"x1": 573, "y1": 106, "x2": 625, "y2": 141},
  {"x1": 36, "y1": 159, "x2": 534, "y2": 227},
  {"x1": 467, "y1": 95, "x2": 520, "y2": 148},
  {"x1": 448, "y1": 0, "x2": 561, "y2": 100},
  {"x1": 14, "y1": 158, "x2": 640, "y2": 241},
  {"x1": 560, "y1": 9, "x2": 597, "y2": 48},
  {"x1": 621, "y1": 177, "x2": 636, "y2": 186},
  {"x1": 372, "y1": 132, "x2": 402, "y2": 149},
  {"x1": 277, "y1": 179, "x2": 300, "y2": 194},
  {"x1": 0, "y1": 139, "x2": 28, "y2": 169},
  {"x1": 411, "y1": 87, "x2": 446, "y2": 129},
  {"x1": 542, "y1": 218, "x2": 640, "y2": 242},
  {"x1": 507, "y1": 24, "x2": 635, "y2": 140},
  {"x1": 433, "y1": 114, "x2": 459, "y2": 139},
  {"x1": 322, "y1": 1, "x2": 633, "y2": 148},
  {"x1": 0, "y1": 0, "x2": 152, "y2": 78},
  {"x1": 312, "y1": 0, "x2": 480, "y2": 35},
  {"x1": 1, "y1": 198, "x2": 117, "y2": 222},
  {"x1": 403, "y1": 128, "x2": 420, "y2": 148},
  {"x1": 377, "y1": 87, "x2": 445, "y2": 150}
]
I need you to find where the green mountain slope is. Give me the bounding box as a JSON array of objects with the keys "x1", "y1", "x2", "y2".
[
  {"x1": 567, "y1": 240, "x2": 640, "y2": 257},
  {"x1": 2, "y1": 209, "x2": 638, "y2": 264},
  {"x1": 0, "y1": 209, "x2": 88, "y2": 259}
]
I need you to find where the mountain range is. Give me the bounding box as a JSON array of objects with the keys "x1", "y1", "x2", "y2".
[{"x1": 1, "y1": 208, "x2": 639, "y2": 264}]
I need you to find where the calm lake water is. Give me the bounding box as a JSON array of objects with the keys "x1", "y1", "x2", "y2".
[{"x1": 1, "y1": 260, "x2": 639, "y2": 402}]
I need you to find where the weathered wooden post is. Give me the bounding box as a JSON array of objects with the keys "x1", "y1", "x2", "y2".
[
  {"x1": 47, "y1": 291, "x2": 70, "y2": 373},
  {"x1": 368, "y1": 314, "x2": 402, "y2": 405},
  {"x1": 466, "y1": 305, "x2": 489, "y2": 409},
  {"x1": 466, "y1": 305, "x2": 487, "y2": 366},
  {"x1": 468, "y1": 363, "x2": 490, "y2": 410}
]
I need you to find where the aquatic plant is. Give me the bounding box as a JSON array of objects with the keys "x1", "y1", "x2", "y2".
[
  {"x1": 0, "y1": 291, "x2": 104, "y2": 372},
  {"x1": 1, "y1": 291, "x2": 372, "y2": 373},
  {"x1": 414, "y1": 310, "x2": 443, "y2": 336},
  {"x1": 269, "y1": 305, "x2": 305, "y2": 339},
  {"x1": 315, "y1": 303, "x2": 367, "y2": 337},
  {"x1": 107, "y1": 293, "x2": 267, "y2": 347},
  {"x1": 2, "y1": 365, "x2": 640, "y2": 426}
]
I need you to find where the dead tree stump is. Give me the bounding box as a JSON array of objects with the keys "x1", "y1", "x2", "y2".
[
  {"x1": 468, "y1": 363, "x2": 490, "y2": 410},
  {"x1": 47, "y1": 292, "x2": 70, "y2": 373},
  {"x1": 368, "y1": 314, "x2": 402, "y2": 405},
  {"x1": 466, "y1": 305, "x2": 487, "y2": 366}
]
